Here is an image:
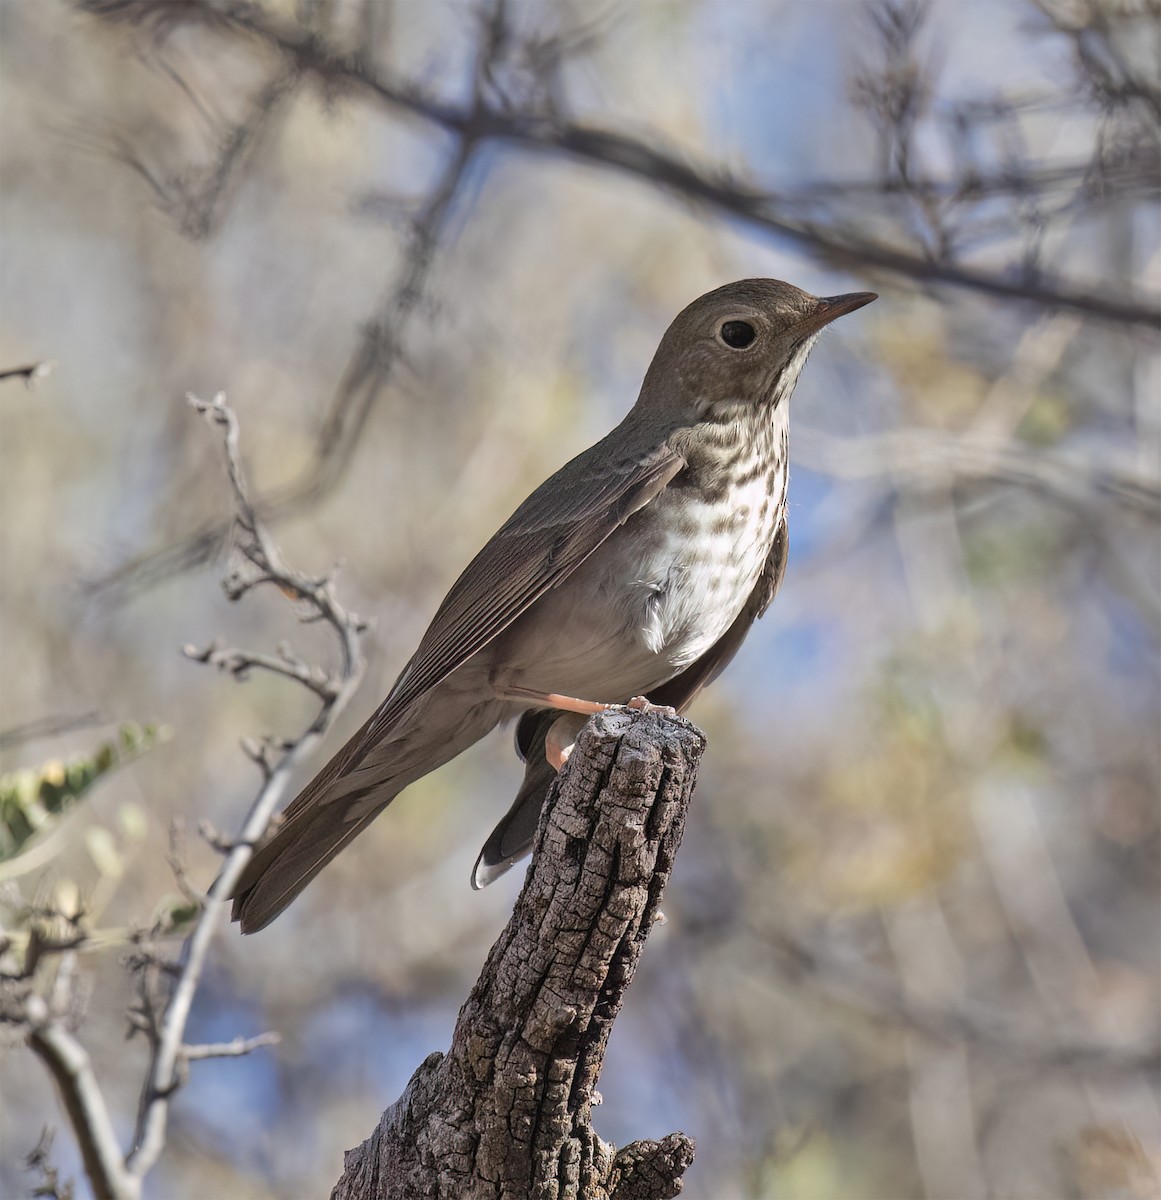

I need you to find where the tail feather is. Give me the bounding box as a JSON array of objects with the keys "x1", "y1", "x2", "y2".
[
  {"x1": 471, "y1": 711, "x2": 557, "y2": 889},
  {"x1": 230, "y1": 791, "x2": 394, "y2": 934},
  {"x1": 230, "y1": 682, "x2": 506, "y2": 932}
]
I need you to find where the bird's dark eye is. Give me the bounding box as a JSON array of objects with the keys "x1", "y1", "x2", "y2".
[{"x1": 719, "y1": 320, "x2": 756, "y2": 349}]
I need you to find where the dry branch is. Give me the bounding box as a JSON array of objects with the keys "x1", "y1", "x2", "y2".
[
  {"x1": 332, "y1": 708, "x2": 704, "y2": 1200},
  {"x1": 78, "y1": 0, "x2": 1161, "y2": 606},
  {"x1": 77, "y1": 0, "x2": 1161, "y2": 329},
  {"x1": 0, "y1": 361, "x2": 53, "y2": 388},
  {"x1": 7, "y1": 394, "x2": 369, "y2": 1198},
  {"x1": 124, "y1": 394, "x2": 368, "y2": 1180}
]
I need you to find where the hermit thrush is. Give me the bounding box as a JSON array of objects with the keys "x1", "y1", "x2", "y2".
[{"x1": 232, "y1": 279, "x2": 876, "y2": 932}]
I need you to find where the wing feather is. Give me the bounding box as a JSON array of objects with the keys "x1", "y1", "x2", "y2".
[
  {"x1": 360, "y1": 434, "x2": 685, "y2": 750},
  {"x1": 472, "y1": 518, "x2": 789, "y2": 888}
]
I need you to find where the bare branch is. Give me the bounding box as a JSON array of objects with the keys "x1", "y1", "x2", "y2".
[
  {"x1": 0, "y1": 711, "x2": 106, "y2": 751},
  {"x1": 123, "y1": 393, "x2": 368, "y2": 1180},
  {"x1": 178, "y1": 68, "x2": 299, "y2": 241},
  {"x1": 164, "y1": 822, "x2": 204, "y2": 913},
  {"x1": 794, "y1": 425, "x2": 1161, "y2": 519},
  {"x1": 23, "y1": 1127, "x2": 75, "y2": 1200},
  {"x1": 178, "y1": 1031, "x2": 280, "y2": 1060},
  {"x1": 78, "y1": 0, "x2": 1161, "y2": 608},
  {"x1": 25, "y1": 993, "x2": 140, "y2": 1200},
  {"x1": 86, "y1": 133, "x2": 480, "y2": 603},
  {"x1": 78, "y1": 0, "x2": 1159, "y2": 329},
  {"x1": 82, "y1": 68, "x2": 298, "y2": 241},
  {"x1": 0, "y1": 361, "x2": 53, "y2": 388},
  {"x1": 75, "y1": 0, "x2": 1161, "y2": 609},
  {"x1": 1035, "y1": 0, "x2": 1161, "y2": 122},
  {"x1": 195, "y1": 817, "x2": 235, "y2": 854},
  {"x1": 765, "y1": 920, "x2": 1161, "y2": 1078},
  {"x1": 7, "y1": 390, "x2": 370, "y2": 1199},
  {"x1": 182, "y1": 639, "x2": 339, "y2": 701}
]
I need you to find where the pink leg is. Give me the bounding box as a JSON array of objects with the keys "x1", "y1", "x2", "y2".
[
  {"x1": 496, "y1": 685, "x2": 621, "y2": 715},
  {"x1": 544, "y1": 712, "x2": 589, "y2": 770},
  {"x1": 495, "y1": 684, "x2": 670, "y2": 716},
  {"x1": 496, "y1": 687, "x2": 676, "y2": 772}
]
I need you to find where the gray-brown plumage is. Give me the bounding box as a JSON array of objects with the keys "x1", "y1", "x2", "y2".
[
  {"x1": 472, "y1": 521, "x2": 788, "y2": 888},
  {"x1": 231, "y1": 279, "x2": 876, "y2": 932}
]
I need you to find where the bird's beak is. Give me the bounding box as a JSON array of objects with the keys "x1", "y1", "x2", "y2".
[{"x1": 794, "y1": 291, "x2": 878, "y2": 338}]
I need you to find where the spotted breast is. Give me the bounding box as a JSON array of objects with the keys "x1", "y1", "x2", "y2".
[{"x1": 490, "y1": 398, "x2": 790, "y2": 704}]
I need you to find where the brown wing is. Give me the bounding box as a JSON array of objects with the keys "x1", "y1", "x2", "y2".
[
  {"x1": 362, "y1": 436, "x2": 685, "y2": 744},
  {"x1": 472, "y1": 518, "x2": 789, "y2": 888},
  {"x1": 232, "y1": 433, "x2": 686, "y2": 930},
  {"x1": 292, "y1": 432, "x2": 685, "y2": 794}
]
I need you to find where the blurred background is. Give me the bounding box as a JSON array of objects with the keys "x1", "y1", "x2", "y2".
[{"x1": 1, "y1": 1, "x2": 1158, "y2": 1197}]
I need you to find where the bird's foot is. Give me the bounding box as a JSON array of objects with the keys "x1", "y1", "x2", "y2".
[
  {"x1": 496, "y1": 687, "x2": 677, "y2": 771},
  {"x1": 539, "y1": 698, "x2": 678, "y2": 771},
  {"x1": 545, "y1": 712, "x2": 589, "y2": 770}
]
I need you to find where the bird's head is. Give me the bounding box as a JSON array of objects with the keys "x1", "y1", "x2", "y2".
[{"x1": 637, "y1": 278, "x2": 876, "y2": 424}]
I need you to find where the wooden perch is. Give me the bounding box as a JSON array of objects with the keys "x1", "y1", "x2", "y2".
[{"x1": 331, "y1": 707, "x2": 705, "y2": 1200}]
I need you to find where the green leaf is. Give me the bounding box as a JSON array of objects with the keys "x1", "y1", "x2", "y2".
[{"x1": 0, "y1": 722, "x2": 171, "y2": 862}]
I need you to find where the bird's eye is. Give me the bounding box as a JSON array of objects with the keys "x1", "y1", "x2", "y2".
[{"x1": 719, "y1": 320, "x2": 756, "y2": 349}]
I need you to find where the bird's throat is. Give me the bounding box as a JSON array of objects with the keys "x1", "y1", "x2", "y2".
[{"x1": 678, "y1": 396, "x2": 791, "y2": 507}]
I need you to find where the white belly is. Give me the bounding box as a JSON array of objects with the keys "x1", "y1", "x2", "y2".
[
  {"x1": 634, "y1": 467, "x2": 779, "y2": 664},
  {"x1": 492, "y1": 435, "x2": 786, "y2": 703}
]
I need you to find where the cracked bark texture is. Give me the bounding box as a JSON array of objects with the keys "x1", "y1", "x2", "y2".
[{"x1": 331, "y1": 708, "x2": 704, "y2": 1200}]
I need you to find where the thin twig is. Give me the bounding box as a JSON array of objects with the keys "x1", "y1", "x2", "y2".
[
  {"x1": 181, "y1": 639, "x2": 338, "y2": 701},
  {"x1": 78, "y1": 0, "x2": 1161, "y2": 609},
  {"x1": 10, "y1": 390, "x2": 370, "y2": 1200},
  {"x1": 765, "y1": 925, "x2": 1161, "y2": 1077},
  {"x1": 87, "y1": 131, "x2": 480, "y2": 603},
  {"x1": 178, "y1": 1031, "x2": 281, "y2": 1060},
  {"x1": 123, "y1": 393, "x2": 367, "y2": 1180},
  {"x1": 78, "y1": 0, "x2": 1159, "y2": 329},
  {"x1": 0, "y1": 361, "x2": 53, "y2": 388},
  {"x1": 165, "y1": 822, "x2": 204, "y2": 912},
  {"x1": 23, "y1": 1127, "x2": 75, "y2": 1200},
  {"x1": 793, "y1": 425, "x2": 1161, "y2": 519},
  {"x1": 0, "y1": 711, "x2": 106, "y2": 751}
]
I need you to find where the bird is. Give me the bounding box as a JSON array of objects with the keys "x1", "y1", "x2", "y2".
[{"x1": 231, "y1": 278, "x2": 876, "y2": 932}]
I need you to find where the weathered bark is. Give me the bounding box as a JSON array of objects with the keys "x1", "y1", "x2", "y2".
[{"x1": 331, "y1": 708, "x2": 704, "y2": 1200}]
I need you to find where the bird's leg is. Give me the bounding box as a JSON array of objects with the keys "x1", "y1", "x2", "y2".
[
  {"x1": 544, "y1": 712, "x2": 589, "y2": 771},
  {"x1": 494, "y1": 685, "x2": 658, "y2": 715},
  {"x1": 495, "y1": 687, "x2": 674, "y2": 771},
  {"x1": 496, "y1": 687, "x2": 614, "y2": 771},
  {"x1": 495, "y1": 685, "x2": 613, "y2": 715}
]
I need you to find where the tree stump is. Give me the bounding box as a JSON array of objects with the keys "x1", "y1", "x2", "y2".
[{"x1": 331, "y1": 708, "x2": 704, "y2": 1200}]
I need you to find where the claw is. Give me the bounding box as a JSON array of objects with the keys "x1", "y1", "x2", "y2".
[{"x1": 625, "y1": 696, "x2": 677, "y2": 717}]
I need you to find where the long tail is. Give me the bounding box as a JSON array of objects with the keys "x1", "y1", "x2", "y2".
[
  {"x1": 230, "y1": 784, "x2": 394, "y2": 935},
  {"x1": 231, "y1": 686, "x2": 502, "y2": 933},
  {"x1": 471, "y1": 709, "x2": 558, "y2": 889}
]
